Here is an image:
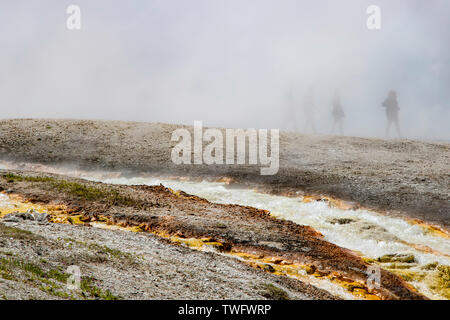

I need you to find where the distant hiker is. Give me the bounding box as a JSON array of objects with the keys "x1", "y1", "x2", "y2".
[
  {"x1": 382, "y1": 90, "x2": 402, "y2": 138},
  {"x1": 283, "y1": 88, "x2": 297, "y2": 131},
  {"x1": 302, "y1": 86, "x2": 317, "y2": 134},
  {"x1": 331, "y1": 90, "x2": 345, "y2": 135}
]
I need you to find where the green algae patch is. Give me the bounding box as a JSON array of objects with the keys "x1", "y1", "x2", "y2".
[
  {"x1": 2, "y1": 173, "x2": 136, "y2": 206},
  {"x1": 0, "y1": 251, "x2": 121, "y2": 300},
  {"x1": 396, "y1": 270, "x2": 426, "y2": 282},
  {"x1": 421, "y1": 262, "x2": 439, "y2": 271},
  {"x1": 437, "y1": 266, "x2": 450, "y2": 289},
  {"x1": 80, "y1": 277, "x2": 120, "y2": 300},
  {"x1": 387, "y1": 263, "x2": 450, "y2": 300},
  {"x1": 0, "y1": 223, "x2": 44, "y2": 241},
  {"x1": 424, "y1": 265, "x2": 450, "y2": 299},
  {"x1": 361, "y1": 257, "x2": 376, "y2": 264},
  {"x1": 386, "y1": 263, "x2": 415, "y2": 270},
  {"x1": 377, "y1": 254, "x2": 416, "y2": 264},
  {"x1": 62, "y1": 238, "x2": 138, "y2": 266},
  {"x1": 2, "y1": 173, "x2": 54, "y2": 184},
  {"x1": 258, "y1": 283, "x2": 290, "y2": 300}
]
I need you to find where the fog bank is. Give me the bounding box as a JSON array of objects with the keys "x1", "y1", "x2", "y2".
[{"x1": 0, "y1": 0, "x2": 449, "y2": 140}]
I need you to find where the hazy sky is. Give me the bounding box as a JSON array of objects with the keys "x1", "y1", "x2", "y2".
[{"x1": 0, "y1": 0, "x2": 449, "y2": 140}]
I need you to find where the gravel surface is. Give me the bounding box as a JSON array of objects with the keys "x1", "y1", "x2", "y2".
[{"x1": 0, "y1": 220, "x2": 336, "y2": 300}]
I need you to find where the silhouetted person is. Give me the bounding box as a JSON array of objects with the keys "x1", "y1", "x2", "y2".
[
  {"x1": 283, "y1": 88, "x2": 297, "y2": 131},
  {"x1": 331, "y1": 90, "x2": 345, "y2": 135},
  {"x1": 302, "y1": 86, "x2": 316, "y2": 134},
  {"x1": 382, "y1": 90, "x2": 402, "y2": 138}
]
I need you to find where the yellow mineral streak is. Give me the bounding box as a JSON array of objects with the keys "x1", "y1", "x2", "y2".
[
  {"x1": 169, "y1": 237, "x2": 224, "y2": 249},
  {"x1": 406, "y1": 218, "x2": 450, "y2": 239},
  {"x1": 215, "y1": 177, "x2": 236, "y2": 184},
  {"x1": 89, "y1": 221, "x2": 143, "y2": 232},
  {"x1": 301, "y1": 195, "x2": 357, "y2": 210},
  {"x1": 397, "y1": 240, "x2": 450, "y2": 259},
  {"x1": 0, "y1": 193, "x2": 66, "y2": 218},
  {"x1": 228, "y1": 249, "x2": 381, "y2": 300}
]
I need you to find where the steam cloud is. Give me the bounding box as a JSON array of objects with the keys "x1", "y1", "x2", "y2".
[{"x1": 0, "y1": 0, "x2": 449, "y2": 140}]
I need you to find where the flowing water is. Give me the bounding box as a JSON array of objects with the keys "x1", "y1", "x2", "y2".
[{"x1": 1, "y1": 161, "x2": 449, "y2": 299}]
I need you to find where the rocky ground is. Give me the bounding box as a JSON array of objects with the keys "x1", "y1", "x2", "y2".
[
  {"x1": 0, "y1": 119, "x2": 448, "y2": 229},
  {"x1": 0, "y1": 170, "x2": 425, "y2": 299},
  {"x1": 0, "y1": 119, "x2": 447, "y2": 300},
  {"x1": 1, "y1": 219, "x2": 336, "y2": 300}
]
